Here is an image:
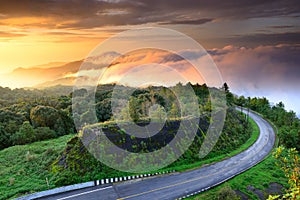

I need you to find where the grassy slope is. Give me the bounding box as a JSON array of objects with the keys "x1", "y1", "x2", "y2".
[
  {"x1": 0, "y1": 134, "x2": 74, "y2": 200},
  {"x1": 0, "y1": 116, "x2": 259, "y2": 199}
]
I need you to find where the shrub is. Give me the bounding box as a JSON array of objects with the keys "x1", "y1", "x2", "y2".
[
  {"x1": 11, "y1": 121, "x2": 35, "y2": 145},
  {"x1": 35, "y1": 127, "x2": 56, "y2": 141}
]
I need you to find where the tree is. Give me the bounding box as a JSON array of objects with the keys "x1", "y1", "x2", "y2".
[
  {"x1": 223, "y1": 82, "x2": 229, "y2": 93},
  {"x1": 129, "y1": 97, "x2": 141, "y2": 122},
  {"x1": 96, "y1": 99, "x2": 112, "y2": 122},
  {"x1": 169, "y1": 103, "x2": 180, "y2": 119},
  {"x1": 223, "y1": 83, "x2": 234, "y2": 105},
  {"x1": 0, "y1": 125, "x2": 11, "y2": 150},
  {"x1": 11, "y1": 121, "x2": 35, "y2": 145},
  {"x1": 30, "y1": 105, "x2": 74, "y2": 136}
]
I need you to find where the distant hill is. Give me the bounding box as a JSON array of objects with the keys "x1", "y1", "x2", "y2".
[
  {"x1": 34, "y1": 77, "x2": 76, "y2": 88},
  {"x1": 24, "y1": 62, "x2": 67, "y2": 69},
  {"x1": 0, "y1": 51, "x2": 120, "y2": 89},
  {"x1": 0, "y1": 60, "x2": 82, "y2": 88}
]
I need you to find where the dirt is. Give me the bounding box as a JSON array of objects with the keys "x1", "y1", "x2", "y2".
[
  {"x1": 247, "y1": 185, "x2": 265, "y2": 199},
  {"x1": 265, "y1": 182, "x2": 284, "y2": 197},
  {"x1": 236, "y1": 182, "x2": 284, "y2": 199}
]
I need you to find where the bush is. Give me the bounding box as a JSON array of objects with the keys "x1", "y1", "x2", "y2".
[
  {"x1": 11, "y1": 121, "x2": 35, "y2": 145},
  {"x1": 35, "y1": 127, "x2": 56, "y2": 141},
  {"x1": 216, "y1": 184, "x2": 240, "y2": 200},
  {"x1": 30, "y1": 105, "x2": 74, "y2": 136}
]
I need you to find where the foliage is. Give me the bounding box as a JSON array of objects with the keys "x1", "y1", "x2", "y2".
[
  {"x1": 0, "y1": 134, "x2": 73, "y2": 200},
  {"x1": 30, "y1": 105, "x2": 74, "y2": 136},
  {"x1": 0, "y1": 86, "x2": 75, "y2": 149},
  {"x1": 0, "y1": 125, "x2": 11, "y2": 149},
  {"x1": 216, "y1": 184, "x2": 241, "y2": 200},
  {"x1": 11, "y1": 121, "x2": 35, "y2": 145},
  {"x1": 235, "y1": 96, "x2": 300, "y2": 150},
  {"x1": 268, "y1": 147, "x2": 300, "y2": 200}
]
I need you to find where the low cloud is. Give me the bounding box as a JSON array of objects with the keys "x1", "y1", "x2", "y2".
[
  {"x1": 211, "y1": 44, "x2": 300, "y2": 114},
  {"x1": 0, "y1": 30, "x2": 25, "y2": 37}
]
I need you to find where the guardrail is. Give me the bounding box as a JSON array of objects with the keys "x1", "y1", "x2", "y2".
[{"x1": 16, "y1": 170, "x2": 176, "y2": 200}]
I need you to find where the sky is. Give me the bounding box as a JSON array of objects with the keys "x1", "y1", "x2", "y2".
[{"x1": 0, "y1": 0, "x2": 299, "y2": 115}]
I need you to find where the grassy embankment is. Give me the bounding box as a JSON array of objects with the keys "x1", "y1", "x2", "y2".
[{"x1": 0, "y1": 134, "x2": 74, "y2": 200}]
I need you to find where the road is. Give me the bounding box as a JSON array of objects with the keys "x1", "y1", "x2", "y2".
[{"x1": 39, "y1": 110, "x2": 275, "y2": 200}]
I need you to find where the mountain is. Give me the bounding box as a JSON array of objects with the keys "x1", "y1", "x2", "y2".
[
  {"x1": 34, "y1": 77, "x2": 77, "y2": 88},
  {"x1": 25, "y1": 62, "x2": 67, "y2": 69},
  {"x1": 0, "y1": 60, "x2": 82, "y2": 88},
  {"x1": 0, "y1": 51, "x2": 121, "y2": 89}
]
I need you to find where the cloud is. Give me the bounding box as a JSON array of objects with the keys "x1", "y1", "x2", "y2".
[
  {"x1": 0, "y1": 0, "x2": 299, "y2": 29},
  {"x1": 0, "y1": 31, "x2": 25, "y2": 37},
  {"x1": 225, "y1": 32, "x2": 300, "y2": 47},
  {"x1": 210, "y1": 44, "x2": 300, "y2": 114},
  {"x1": 73, "y1": 49, "x2": 206, "y2": 86},
  {"x1": 159, "y1": 18, "x2": 214, "y2": 25},
  {"x1": 269, "y1": 25, "x2": 295, "y2": 29}
]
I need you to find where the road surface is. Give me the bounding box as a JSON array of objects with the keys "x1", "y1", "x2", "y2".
[{"x1": 39, "y1": 110, "x2": 275, "y2": 200}]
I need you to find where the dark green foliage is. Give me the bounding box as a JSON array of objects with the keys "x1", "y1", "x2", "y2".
[
  {"x1": 11, "y1": 121, "x2": 35, "y2": 145},
  {"x1": 0, "y1": 86, "x2": 74, "y2": 149},
  {"x1": 30, "y1": 105, "x2": 74, "y2": 136},
  {"x1": 0, "y1": 125, "x2": 11, "y2": 149},
  {"x1": 96, "y1": 99, "x2": 112, "y2": 122},
  {"x1": 34, "y1": 127, "x2": 56, "y2": 141}
]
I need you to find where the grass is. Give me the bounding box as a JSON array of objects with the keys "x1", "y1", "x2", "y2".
[
  {"x1": 0, "y1": 134, "x2": 74, "y2": 200},
  {"x1": 161, "y1": 117, "x2": 259, "y2": 172},
  {"x1": 186, "y1": 155, "x2": 288, "y2": 200}
]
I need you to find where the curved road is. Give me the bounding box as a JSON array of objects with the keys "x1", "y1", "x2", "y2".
[{"x1": 39, "y1": 110, "x2": 275, "y2": 200}]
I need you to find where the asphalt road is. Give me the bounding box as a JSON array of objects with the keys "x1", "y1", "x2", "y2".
[{"x1": 39, "y1": 110, "x2": 275, "y2": 200}]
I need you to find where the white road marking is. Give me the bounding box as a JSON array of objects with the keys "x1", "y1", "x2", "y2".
[{"x1": 56, "y1": 186, "x2": 112, "y2": 200}]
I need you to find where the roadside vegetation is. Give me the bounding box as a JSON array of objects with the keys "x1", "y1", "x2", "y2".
[
  {"x1": 0, "y1": 134, "x2": 73, "y2": 200},
  {"x1": 188, "y1": 95, "x2": 300, "y2": 200}
]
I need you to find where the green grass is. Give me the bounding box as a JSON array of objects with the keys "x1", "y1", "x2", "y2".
[
  {"x1": 161, "y1": 117, "x2": 259, "y2": 172},
  {"x1": 0, "y1": 134, "x2": 74, "y2": 200},
  {"x1": 186, "y1": 155, "x2": 288, "y2": 200}
]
